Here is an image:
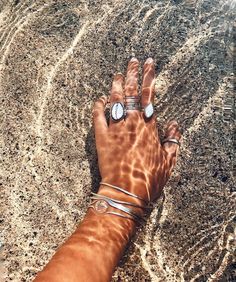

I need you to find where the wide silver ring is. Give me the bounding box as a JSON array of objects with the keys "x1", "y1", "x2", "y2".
[
  {"x1": 125, "y1": 96, "x2": 154, "y2": 119},
  {"x1": 125, "y1": 96, "x2": 141, "y2": 110}
]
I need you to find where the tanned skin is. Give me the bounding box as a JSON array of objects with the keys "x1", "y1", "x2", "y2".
[{"x1": 34, "y1": 57, "x2": 181, "y2": 282}]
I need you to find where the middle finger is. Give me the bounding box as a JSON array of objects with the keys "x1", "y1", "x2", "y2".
[{"x1": 125, "y1": 57, "x2": 139, "y2": 97}]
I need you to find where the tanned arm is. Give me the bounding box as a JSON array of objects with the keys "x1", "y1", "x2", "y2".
[{"x1": 34, "y1": 57, "x2": 181, "y2": 282}]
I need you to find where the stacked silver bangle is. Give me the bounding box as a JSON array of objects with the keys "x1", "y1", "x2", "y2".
[{"x1": 88, "y1": 182, "x2": 153, "y2": 224}]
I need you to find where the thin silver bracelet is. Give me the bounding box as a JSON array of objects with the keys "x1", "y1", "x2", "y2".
[
  {"x1": 100, "y1": 182, "x2": 149, "y2": 205},
  {"x1": 91, "y1": 192, "x2": 152, "y2": 210},
  {"x1": 88, "y1": 196, "x2": 145, "y2": 223},
  {"x1": 89, "y1": 205, "x2": 139, "y2": 222}
]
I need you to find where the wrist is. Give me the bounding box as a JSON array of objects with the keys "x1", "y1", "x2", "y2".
[
  {"x1": 99, "y1": 176, "x2": 150, "y2": 205},
  {"x1": 85, "y1": 205, "x2": 136, "y2": 235},
  {"x1": 97, "y1": 183, "x2": 147, "y2": 217}
]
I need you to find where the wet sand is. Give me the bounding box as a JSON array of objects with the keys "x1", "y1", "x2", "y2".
[{"x1": 0, "y1": 0, "x2": 235, "y2": 281}]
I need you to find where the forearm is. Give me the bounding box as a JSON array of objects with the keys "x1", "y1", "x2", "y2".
[
  {"x1": 34, "y1": 56, "x2": 181, "y2": 282},
  {"x1": 34, "y1": 194, "x2": 136, "y2": 282}
]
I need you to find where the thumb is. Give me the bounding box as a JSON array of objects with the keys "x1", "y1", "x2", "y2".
[{"x1": 162, "y1": 120, "x2": 182, "y2": 175}]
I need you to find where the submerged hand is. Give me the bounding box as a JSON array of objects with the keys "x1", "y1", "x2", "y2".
[{"x1": 93, "y1": 58, "x2": 181, "y2": 203}]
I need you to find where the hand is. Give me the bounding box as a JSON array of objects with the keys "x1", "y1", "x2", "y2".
[
  {"x1": 93, "y1": 58, "x2": 181, "y2": 203},
  {"x1": 34, "y1": 58, "x2": 182, "y2": 282}
]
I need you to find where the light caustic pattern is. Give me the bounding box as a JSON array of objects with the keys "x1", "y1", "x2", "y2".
[{"x1": 0, "y1": 0, "x2": 235, "y2": 281}]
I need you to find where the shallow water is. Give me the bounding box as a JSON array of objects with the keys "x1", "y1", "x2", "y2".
[{"x1": 0, "y1": 0, "x2": 235, "y2": 281}]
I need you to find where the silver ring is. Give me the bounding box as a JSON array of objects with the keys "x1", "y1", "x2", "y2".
[
  {"x1": 110, "y1": 99, "x2": 155, "y2": 121},
  {"x1": 162, "y1": 138, "x2": 181, "y2": 146},
  {"x1": 111, "y1": 102, "x2": 126, "y2": 122},
  {"x1": 125, "y1": 96, "x2": 141, "y2": 110},
  {"x1": 143, "y1": 103, "x2": 154, "y2": 119}
]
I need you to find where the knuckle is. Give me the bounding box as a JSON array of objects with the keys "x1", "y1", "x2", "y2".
[
  {"x1": 142, "y1": 87, "x2": 151, "y2": 97},
  {"x1": 126, "y1": 85, "x2": 136, "y2": 91},
  {"x1": 111, "y1": 92, "x2": 122, "y2": 101},
  {"x1": 125, "y1": 89, "x2": 137, "y2": 96},
  {"x1": 92, "y1": 108, "x2": 101, "y2": 119}
]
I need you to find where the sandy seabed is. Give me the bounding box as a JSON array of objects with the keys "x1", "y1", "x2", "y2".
[{"x1": 0, "y1": 0, "x2": 235, "y2": 281}]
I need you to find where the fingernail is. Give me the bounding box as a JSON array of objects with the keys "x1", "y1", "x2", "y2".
[
  {"x1": 115, "y1": 73, "x2": 124, "y2": 80},
  {"x1": 116, "y1": 72, "x2": 124, "y2": 77},
  {"x1": 130, "y1": 57, "x2": 138, "y2": 62},
  {"x1": 145, "y1": 58, "x2": 154, "y2": 64}
]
